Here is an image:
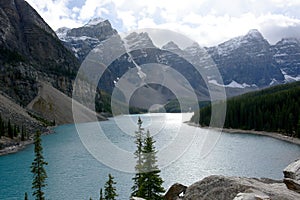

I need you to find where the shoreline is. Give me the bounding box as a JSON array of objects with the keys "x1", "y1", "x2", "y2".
[
  {"x1": 2, "y1": 119, "x2": 300, "y2": 156},
  {"x1": 0, "y1": 127, "x2": 54, "y2": 156},
  {"x1": 0, "y1": 139, "x2": 34, "y2": 156},
  {"x1": 187, "y1": 122, "x2": 300, "y2": 145}
]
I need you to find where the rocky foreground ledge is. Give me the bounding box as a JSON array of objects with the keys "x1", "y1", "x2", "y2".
[{"x1": 132, "y1": 159, "x2": 300, "y2": 200}]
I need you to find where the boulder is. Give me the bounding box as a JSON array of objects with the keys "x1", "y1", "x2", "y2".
[
  {"x1": 182, "y1": 175, "x2": 300, "y2": 200},
  {"x1": 283, "y1": 159, "x2": 300, "y2": 193}
]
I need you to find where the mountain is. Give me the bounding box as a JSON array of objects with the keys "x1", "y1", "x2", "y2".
[
  {"x1": 0, "y1": 0, "x2": 80, "y2": 106},
  {"x1": 57, "y1": 19, "x2": 117, "y2": 62},
  {"x1": 58, "y1": 27, "x2": 209, "y2": 109},
  {"x1": 124, "y1": 32, "x2": 156, "y2": 50},
  {"x1": 206, "y1": 29, "x2": 284, "y2": 88},
  {"x1": 271, "y1": 38, "x2": 300, "y2": 81},
  {"x1": 57, "y1": 21, "x2": 300, "y2": 109},
  {"x1": 0, "y1": 0, "x2": 107, "y2": 143}
]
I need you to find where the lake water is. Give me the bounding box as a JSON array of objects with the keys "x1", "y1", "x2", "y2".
[{"x1": 0, "y1": 113, "x2": 299, "y2": 200}]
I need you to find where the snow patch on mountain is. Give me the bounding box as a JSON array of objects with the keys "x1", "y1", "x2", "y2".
[
  {"x1": 208, "y1": 80, "x2": 255, "y2": 89},
  {"x1": 284, "y1": 74, "x2": 300, "y2": 82},
  {"x1": 281, "y1": 69, "x2": 300, "y2": 82},
  {"x1": 269, "y1": 79, "x2": 278, "y2": 86}
]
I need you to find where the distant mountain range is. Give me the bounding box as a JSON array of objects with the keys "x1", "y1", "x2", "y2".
[{"x1": 57, "y1": 20, "x2": 300, "y2": 106}]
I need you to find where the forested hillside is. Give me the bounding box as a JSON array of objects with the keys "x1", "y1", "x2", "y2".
[{"x1": 191, "y1": 81, "x2": 300, "y2": 138}]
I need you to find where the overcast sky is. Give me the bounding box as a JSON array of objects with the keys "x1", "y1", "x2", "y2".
[{"x1": 26, "y1": 0, "x2": 300, "y2": 47}]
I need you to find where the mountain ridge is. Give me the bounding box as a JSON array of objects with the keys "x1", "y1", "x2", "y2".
[{"x1": 56, "y1": 22, "x2": 300, "y2": 93}]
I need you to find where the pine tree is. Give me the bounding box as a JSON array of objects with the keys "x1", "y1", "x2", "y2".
[
  {"x1": 138, "y1": 130, "x2": 165, "y2": 200},
  {"x1": 21, "y1": 126, "x2": 25, "y2": 141},
  {"x1": 0, "y1": 114, "x2": 3, "y2": 138},
  {"x1": 297, "y1": 117, "x2": 300, "y2": 138},
  {"x1": 13, "y1": 124, "x2": 18, "y2": 138},
  {"x1": 104, "y1": 174, "x2": 118, "y2": 200},
  {"x1": 99, "y1": 188, "x2": 104, "y2": 200},
  {"x1": 24, "y1": 192, "x2": 28, "y2": 200},
  {"x1": 8, "y1": 119, "x2": 13, "y2": 139},
  {"x1": 131, "y1": 117, "x2": 144, "y2": 197},
  {"x1": 31, "y1": 131, "x2": 48, "y2": 200}
]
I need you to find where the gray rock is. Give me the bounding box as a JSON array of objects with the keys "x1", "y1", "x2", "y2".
[
  {"x1": 284, "y1": 159, "x2": 300, "y2": 193},
  {"x1": 182, "y1": 175, "x2": 300, "y2": 200}
]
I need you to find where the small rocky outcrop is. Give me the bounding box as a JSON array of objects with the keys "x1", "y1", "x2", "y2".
[
  {"x1": 164, "y1": 183, "x2": 187, "y2": 200},
  {"x1": 284, "y1": 159, "x2": 300, "y2": 193}
]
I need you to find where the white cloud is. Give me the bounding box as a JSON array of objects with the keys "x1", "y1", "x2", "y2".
[
  {"x1": 26, "y1": 0, "x2": 300, "y2": 46},
  {"x1": 26, "y1": 0, "x2": 83, "y2": 29},
  {"x1": 79, "y1": 0, "x2": 106, "y2": 20}
]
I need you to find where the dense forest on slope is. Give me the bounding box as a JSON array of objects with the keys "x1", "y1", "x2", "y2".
[{"x1": 191, "y1": 81, "x2": 300, "y2": 138}]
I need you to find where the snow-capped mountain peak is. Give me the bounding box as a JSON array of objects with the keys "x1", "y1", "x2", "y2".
[
  {"x1": 184, "y1": 42, "x2": 202, "y2": 55},
  {"x1": 245, "y1": 29, "x2": 264, "y2": 40},
  {"x1": 85, "y1": 17, "x2": 106, "y2": 27},
  {"x1": 123, "y1": 32, "x2": 156, "y2": 51},
  {"x1": 210, "y1": 29, "x2": 269, "y2": 56},
  {"x1": 162, "y1": 41, "x2": 181, "y2": 51}
]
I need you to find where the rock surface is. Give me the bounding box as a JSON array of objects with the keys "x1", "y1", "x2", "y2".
[
  {"x1": 181, "y1": 175, "x2": 300, "y2": 200},
  {"x1": 283, "y1": 159, "x2": 300, "y2": 193},
  {"x1": 0, "y1": 0, "x2": 80, "y2": 105}
]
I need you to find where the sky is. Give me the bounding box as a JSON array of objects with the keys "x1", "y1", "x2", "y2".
[{"x1": 26, "y1": 0, "x2": 300, "y2": 47}]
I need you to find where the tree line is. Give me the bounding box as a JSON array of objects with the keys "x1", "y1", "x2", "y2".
[
  {"x1": 25, "y1": 117, "x2": 165, "y2": 200},
  {"x1": 191, "y1": 81, "x2": 300, "y2": 138}
]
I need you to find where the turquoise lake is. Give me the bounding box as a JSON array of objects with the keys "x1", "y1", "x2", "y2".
[{"x1": 0, "y1": 113, "x2": 300, "y2": 200}]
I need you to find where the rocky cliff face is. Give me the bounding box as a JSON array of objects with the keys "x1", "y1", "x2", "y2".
[
  {"x1": 0, "y1": 0, "x2": 99, "y2": 135},
  {"x1": 271, "y1": 38, "x2": 300, "y2": 80},
  {"x1": 0, "y1": 0, "x2": 80, "y2": 106}
]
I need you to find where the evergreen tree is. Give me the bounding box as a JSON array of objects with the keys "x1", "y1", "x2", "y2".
[
  {"x1": 104, "y1": 174, "x2": 118, "y2": 200},
  {"x1": 131, "y1": 117, "x2": 144, "y2": 197},
  {"x1": 99, "y1": 188, "x2": 104, "y2": 200},
  {"x1": 31, "y1": 131, "x2": 48, "y2": 200},
  {"x1": 139, "y1": 130, "x2": 165, "y2": 200},
  {"x1": 297, "y1": 118, "x2": 300, "y2": 138},
  {"x1": 0, "y1": 114, "x2": 3, "y2": 138},
  {"x1": 21, "y1": 126, "x2": 25, "y2": 141},
  {"x1": 13, "y1": 124, "x2": 18, "y2": 138},
  {"x1": 8, "y1": 119, "x2": 13, "y2": 139},
  {"x1": 24, "y1": 192, "x2": 28, "y2": 200}
]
